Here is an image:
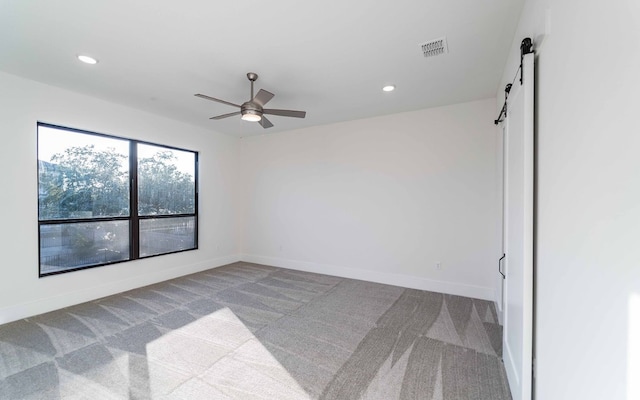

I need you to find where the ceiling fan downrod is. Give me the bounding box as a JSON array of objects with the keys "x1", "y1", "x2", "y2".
[{"x1": 247, "y1": 72, "x2": 258, "y2": 99}]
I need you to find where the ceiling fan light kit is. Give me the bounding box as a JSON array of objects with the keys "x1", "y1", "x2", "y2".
[
  {"x1": 241, "y1": 111, "x2": 262, "y2": 122},
  {"x1": 195, "y1": 72, "x2": 306, "y2": 129}
]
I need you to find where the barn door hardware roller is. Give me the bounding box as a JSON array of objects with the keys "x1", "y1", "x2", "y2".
[
  {"x1": 520, "y1": 38, "x2": 533, "y2": 84},
  {"x1": 494, "y1": 37, "x2": 533, "y2": 125},
  {"x1": 494, "y1": 83, "x2": 512, "y2": 125}
]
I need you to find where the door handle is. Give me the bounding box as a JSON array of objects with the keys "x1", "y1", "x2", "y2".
[{"x1": 498, "y1": 253, "x2": 506, "y2": 279}]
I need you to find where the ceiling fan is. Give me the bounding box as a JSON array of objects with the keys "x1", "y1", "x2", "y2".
[{"x1": 195, "y1": 72, "x2": 306, "y2": 129}]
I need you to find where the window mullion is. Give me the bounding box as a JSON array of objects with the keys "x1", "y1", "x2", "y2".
[
  {"x1": 194, "y1": 153, "x2": 199, "y2": 249},
  {"x1": 130, "y1": 141, "x2": 139, "y2": 260}
]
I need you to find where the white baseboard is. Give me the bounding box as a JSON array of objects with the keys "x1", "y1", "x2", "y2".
[
  {"x1": 241, "y1": 254, "x2": 493, "y2": 301},
  {"x1": 0, "y1": 254, "x2": 241, "y2": 325},
  {"x1": 1, "y1": 253, "x2": 495, "y2": 325},
  {"x1": 494, "y1": 285, "x2": 504, "y2": 325},
  {"x1": 503, "y1": 341, "x2": 520, "y2": 400},
  {"x1": 495, "y1": 304, "x2": 504, "y2": 325}
]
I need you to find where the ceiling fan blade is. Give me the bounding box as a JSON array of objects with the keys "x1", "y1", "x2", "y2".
[
  {"x1": 210, "y1": 111, "x2": 241, "y2": 120},
  {"x1": 253, "y1": 89, "x2": 275, "y2": 106},
  {"x1": 259, "y1": 116, "x2": 274, "y2": 129},
  {"x1": 194, "y1": 93, "x2": 241, "y2": 108},
  {"x1": 263, "y1": 109, "x2": 306, "y2": 118}
]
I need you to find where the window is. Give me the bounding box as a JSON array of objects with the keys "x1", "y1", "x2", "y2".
[{"x1": 38, "y1": 123, "x2": 198, "y2": 276}]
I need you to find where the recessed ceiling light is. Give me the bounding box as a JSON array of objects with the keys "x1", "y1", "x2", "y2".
[
  {"x1": 77, "y1": 55, "x2": 98, "y2": 65},
  {"x1": 382, "y1": 85, "x2": 395, "y2": 92}
]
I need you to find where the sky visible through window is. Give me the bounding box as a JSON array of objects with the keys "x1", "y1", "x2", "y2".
[
  {"x1": 38, "y1": 125, "x2": 195, "y2": 176},
  {"x1": 138, "y1": 142, "x2": 195, "y2": 178}
]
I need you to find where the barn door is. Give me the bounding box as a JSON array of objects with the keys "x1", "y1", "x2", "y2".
[{"x1": 502, "y1": 50, "x2": 534, "y2": 400}]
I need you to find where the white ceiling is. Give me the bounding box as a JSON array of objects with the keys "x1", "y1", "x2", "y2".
[{"x1": 0, "y1": 0, "x2": 524, "y2": 137}]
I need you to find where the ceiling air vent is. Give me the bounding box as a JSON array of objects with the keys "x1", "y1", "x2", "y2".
[{"x1": 420, "y1": 37, "x2": 449, "y2": 58}]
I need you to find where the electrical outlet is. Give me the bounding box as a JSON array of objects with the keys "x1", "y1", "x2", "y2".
[{"x1": 436, "y1": 262, "x2": 441, "y2": 270}]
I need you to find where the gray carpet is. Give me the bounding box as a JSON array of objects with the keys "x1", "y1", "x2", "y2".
[{"x1": 0, "y1": 262, "x2": 511, "y2": 399}]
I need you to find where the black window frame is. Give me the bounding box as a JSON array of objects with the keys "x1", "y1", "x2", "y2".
[{"x1": 37, "y1": 122, "x2": 199, "y2": 277}]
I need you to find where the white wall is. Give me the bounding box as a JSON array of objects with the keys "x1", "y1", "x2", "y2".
[
  {"x1": 0, "y1": 71, "x2": 501, "y2": 324},
  {"x1": 241, "y1": 99, "x2": 500, "y2": 300},
  {"x1": 0, "y1": 71, "x2": 242, "y2": 324},
  {"x1": 499, "y1": 0, "x2": 640, "y2": 398}
]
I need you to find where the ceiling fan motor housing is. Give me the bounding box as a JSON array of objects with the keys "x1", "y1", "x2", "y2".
[
  {"x1": 241, "y1": 101, "x2": 263, "y2": 119},
  {"x1": 240, "y1": 101, "x2": 263, "y2": 121}
]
